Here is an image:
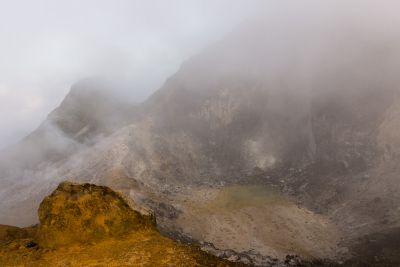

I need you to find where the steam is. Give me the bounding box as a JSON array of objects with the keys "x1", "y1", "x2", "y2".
[
  {"x1": 1, "y1": 1, "x2": 400, "y2": 150},
  {"x1": 1, "y1": 1, "x2": 400, "y2": 189}
]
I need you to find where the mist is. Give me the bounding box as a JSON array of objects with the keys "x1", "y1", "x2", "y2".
[
  {"x1": 0, "y1": 1, "x2": 399, "y2": 151},
  {"x1": 1, "y1": 0, "x2": 400, "y2": 151},
  {"x1": 0, "y1": 0, "x2": 257, "y2": 149},
  {"x1": 3, "y1": 4, "x2": 400, "y2": 264}
]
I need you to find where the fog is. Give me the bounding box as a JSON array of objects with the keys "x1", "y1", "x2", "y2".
[
  {"x1": 3, "y1": 3, "x2": 400, "y2": 260},
  {"x1": 0, "y1": 0, "x2": 260, "y2": 149},
  {"x1": 1, "y1": 0, "x2": 400, "y2": 150}
]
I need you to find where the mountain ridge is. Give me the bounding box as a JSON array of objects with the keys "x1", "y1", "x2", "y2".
[{"x1": 1, "y1": 20, "x2": 400, "y2": 265}]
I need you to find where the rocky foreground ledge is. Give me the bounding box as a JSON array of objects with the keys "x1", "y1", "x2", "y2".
[
  {"x1": 0, "y1": 181, "x2": 380, "y2": 267},
  {"x1": 0, "y1": 181, "x2": 246, "y2": 266}
]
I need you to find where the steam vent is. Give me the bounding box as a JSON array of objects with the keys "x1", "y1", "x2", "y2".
[{"x1": 0, "y1": 181, "x2": 246, "y2": 266}]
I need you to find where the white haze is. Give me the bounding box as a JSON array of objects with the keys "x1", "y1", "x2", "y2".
[{"x1": 1, "y1": 0, "x2": 400, "y2": 149}]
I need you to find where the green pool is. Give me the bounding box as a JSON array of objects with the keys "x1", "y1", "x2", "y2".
[{"x1": 200, "y1": 185, "x2": 287, "y2": 212}]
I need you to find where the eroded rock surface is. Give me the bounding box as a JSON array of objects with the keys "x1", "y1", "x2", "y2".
[
  {"x1": 0, "y1": 181, "x2": 246, "y2": 266},
  {"x1": 34, "y1": 180, "x2": 156, "y2": 247},
  {"x1": 1, "y1": 20, "x2": 400, "y2": 266},
  {"x1": 0, "y1": 224, "x2": 36, "y2": 245}
]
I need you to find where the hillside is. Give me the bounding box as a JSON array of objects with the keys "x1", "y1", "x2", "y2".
[
  {"x1": 0, "y1": 181, "x2": 246, "y2": 267},
  {"x1": 1, "y1": 20, "x2": 400, "y2": 265},
  {"x1": 0, "y1": 78, "x2": 135, "y2": 188}
]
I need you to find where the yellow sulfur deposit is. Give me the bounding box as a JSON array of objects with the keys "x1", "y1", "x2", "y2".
[{"x1": 0, "y1": 181, "x2": 246, "y2": 267}]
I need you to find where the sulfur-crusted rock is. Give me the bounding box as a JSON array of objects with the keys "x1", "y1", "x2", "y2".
[
  {"x1": 0, "y1": 224, "x2": 28, "y2": 244},
  {"x1": 34, "y1": 180, "x2": 156, "y2": 247},
  {"x1": 0, "y1": 181, "x2": 246, "y2": 266}
]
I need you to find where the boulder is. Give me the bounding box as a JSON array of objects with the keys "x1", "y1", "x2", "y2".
[{"x1": 34, "y1": 180, "x2": 156, "y2": 247}]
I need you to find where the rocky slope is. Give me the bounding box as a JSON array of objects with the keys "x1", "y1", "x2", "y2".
[
  {"x1": 0, "y1": 78, "x2": 134, "y2": 188},
  {"x1": 0, "y1": 224, "x2": 37, "y2": 245},
  {"x1": 0, "y1": 181, "x2": 246, "y2": 266},
  {"x1": 1, "y1": 20, "x2": 400, "y2": 265}
]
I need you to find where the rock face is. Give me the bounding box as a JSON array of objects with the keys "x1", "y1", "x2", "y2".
[
  {"x1": 0, "y1": 181, "x2": 246, "y2": 267},
  {"x1": 0, "y1": 78, "x2": 133, "y2": 188},
  {"x1": 0, "y1": 224, "x2": 36, "y2": 244},
  {"x1": 1, "y1": 20, "x2": 400, "y2": 265},
  {"x1": 34, "y1": 181, "x2": 156, "y2": 247}
]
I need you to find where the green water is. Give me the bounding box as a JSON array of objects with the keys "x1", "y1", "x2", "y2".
[{"x1": 200, "y1": 185, "x2": 287, "y2": 212}]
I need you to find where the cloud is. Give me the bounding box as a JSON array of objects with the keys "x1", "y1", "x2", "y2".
[{"x1": 1, "y1": 0, "x2": 400, "y2": 149}]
